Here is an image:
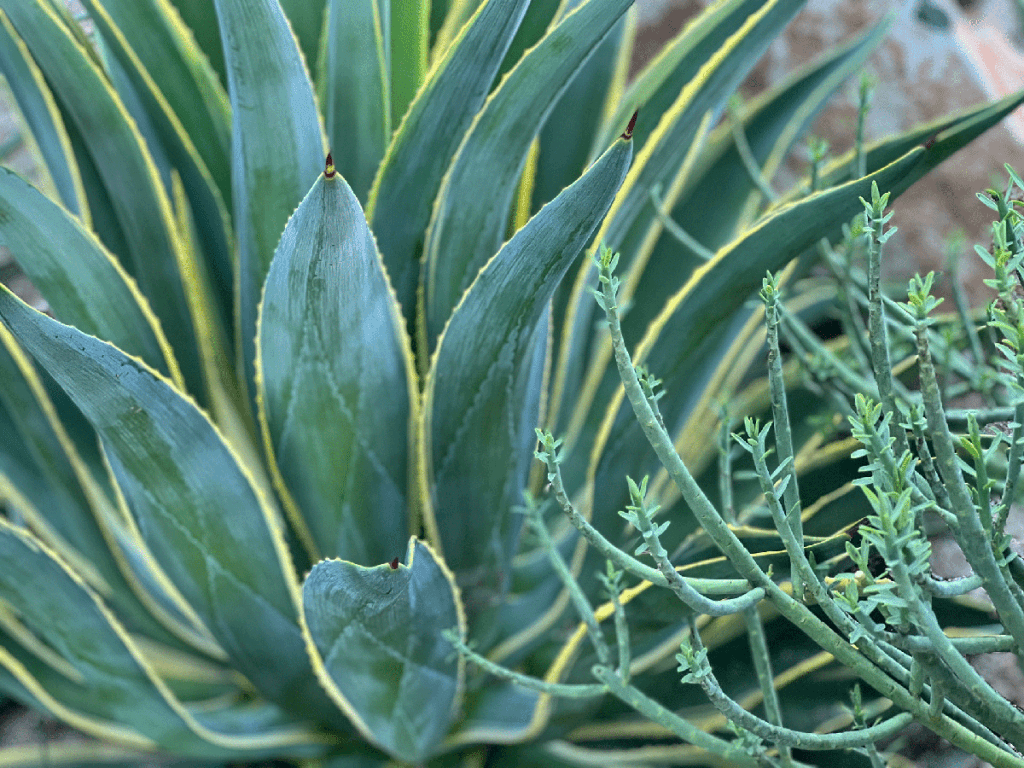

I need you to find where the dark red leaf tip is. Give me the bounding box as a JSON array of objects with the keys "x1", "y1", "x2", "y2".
[
  {"x1": 389, "y1": 557, "x2": 400, "y2": 570},
  {"x1": 325, "y1": 152, "x2": 336, "y2": 178},
  {"x1": 621, "y1": 110, "x2": 638, "y2": 141}
]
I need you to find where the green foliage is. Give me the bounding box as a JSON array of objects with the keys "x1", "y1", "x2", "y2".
[{"x1": 0, "y1": 1, "x2": 1021, "y2": 766}]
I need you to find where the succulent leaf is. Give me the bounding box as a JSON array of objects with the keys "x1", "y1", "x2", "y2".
[
  {"x1": 0, "y1": 0, "x2": 205, "y2": 398},
  {"x1": 0, "y1": 517, "x2": 330, "y2": 758},
  {"x1": 213, "y1": 0, "x2": 324, "y2": 400},
  {"x1": 0, "y1": 287, "x2": 336, "y2": 722},
  {"x1": 0, "y1": 10, "x2": 87, "y2": 219},
  {"x1": 257, "y1": 160, "x2": 417, "y2": 566},
  {"x1": 302, "y1": 538, "x2": 464, "y2": 763},
  {"x1": 369, "y1": 0, "x2": 532, "y2": 325},
  {"x1": 423, "y1": 132, "x2": 632, "y2": 632},
  {"x1": 423, "y1": 0, "x2": 633, "y2": 344}
]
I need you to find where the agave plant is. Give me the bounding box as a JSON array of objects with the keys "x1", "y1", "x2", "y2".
[{"x1": 0, "y1": 0, "x2": 1021, "y2": 765}]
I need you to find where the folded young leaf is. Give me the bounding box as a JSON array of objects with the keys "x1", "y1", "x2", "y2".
[{"x1": 302, "y1": 538, "x2": 465, "y2": 764}]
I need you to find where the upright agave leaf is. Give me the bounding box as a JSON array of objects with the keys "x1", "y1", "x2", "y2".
[
  {"x1": 422, "y1": 0, "x2": 633, "y2": 345},
  {"x1": 423, "y1": 127, "x2": 633, "y2": 632},
  {"x1": 213, "y1": 0, "x2": 323, "y2": 397},
  {"x1": 369, "y1": 0, "x2": 532, "y2": 326},
  {"x1": 257, "y1": 155, "x2": 417, "y2": 566}
]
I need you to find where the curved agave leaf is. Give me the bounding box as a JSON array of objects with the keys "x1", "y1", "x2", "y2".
[
  {"x1": 621, "y1": 17, "x2": 891, "y2": 347},
  {"x1": 587, "y1": 92, "x2": 1024, "y2": 541},
  {"x1": 81, "y1": 0, "x2": 235, "y2": 327},
  {"x1": 594, "y1": 0, "x2": 792, "y2": 153},
  {"x1": 257, "y1": 158, "x2": 417, "y2": 565},
  {"x1": 369, "y1": 0, "x2": 531, "y2": 325},
  {"x1": 319, "y1": 0, "x2": 390, "y2": 203},
  {"x1": 302, "y1": 538, "x2": 464, "y2": 764},
  {"x1": 551, "y1": 0, "x2": 806, "y2": 462},
  {"x1": 0, "y1": 0, "x2": 203, "y2": 397},
  {"x1": 422, "y1": 131, "x2": 633, "y2": 633},
  {"x1": 80, "y1": 0, "x2": 231, "y2": 206},
  {"x1": 0, "y1": 328, "x2": 207, "y2": 653},
  {"x1": 164, "y1": 0, "x2": 225, "y2": 88},
  {"x1": 0, "y1": 287, "x2": 339, "y2": 724},
  {"x1": 423, "y1": 0, "x2": 633, "y2": 344},
  {"x1": 213, "y1": 0, "x2": 324, "y2": 397},
  {"x1": 0, "y1": 519, "x2": 331, "y2": 758},
  {"x1": 529, "y1": 1, "x2": 632, "y2": 214},
  {"x1": 0, "y1": 10, "x2": 87, "y2": 220},
  {"x1": 0, "y1": 167, "x2": 178, "y2": 381}
]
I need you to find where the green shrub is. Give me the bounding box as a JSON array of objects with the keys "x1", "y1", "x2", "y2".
[{"x1": 0, "y1": 0, "x2": 1021, "y2": 766}]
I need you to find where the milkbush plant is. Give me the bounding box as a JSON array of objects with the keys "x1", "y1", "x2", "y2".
[{"x1": 0, "y1": 0, "x2": 1022, "y2": 766}]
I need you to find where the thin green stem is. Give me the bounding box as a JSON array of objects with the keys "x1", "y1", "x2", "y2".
[
  {"x1": 729, "y1": 98, "x2": 776, "y2": 205},
  {"x1": 524, "y1": 494, "x2": 610, "y2": 665},
  {"x1": 762, "y1": 274, "x2": 803, "y2": 602},
  {"x1": 591, "y1": 665, "x2": 760, "y2": 767},
  {"x1": 683, "y1": 625, "x2": 914, "y2": 750},
  {"x1": 535, "y1": 429, "x2": 762, "y2": 608},
  {"x1": 445, "y1": 631, "x2": 607, "y2": 699},
  {"x1": 648, "y1": 186, "x2": 715, "y2": 261},
  {"x1": 916, "y1": 322, "x2": 1024, "y2": 649},
  {"x1": 593, "y1": 246, "x2": 1024, "y2": 766}
]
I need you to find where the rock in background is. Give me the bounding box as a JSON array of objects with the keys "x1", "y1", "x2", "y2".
[{"x1": 635, "y1": 0, "x2": 1024, "y2": 304}]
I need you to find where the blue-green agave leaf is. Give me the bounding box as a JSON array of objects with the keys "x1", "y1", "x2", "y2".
[
  {"x1": 588, "y1": 89, "x2": 1024, "y2": 539},
  {"x1": 423, "y1": 0, "x2": 633, "y2": 344},
  {"x1": 0, "y1": 519, "x2": 330, "y2": 758},
  {"x1": 212, "y1": 0, "x2": 324, "y2": 396},
  {"x1": 302, "y1": 538, "x2": 464, "y2": 764},
  {"x1": 278, "y1": 0, "x2": 326, "y2": 86},
  {"x1": 0, "y1": 328, "x2": 201, "y2": 651},
  {"x1": 422, "y1": 131, "x2": 633, "y2": 631},
  {"x1": 319, "y1": 0, "x2": 389, "y2": 204},
  {"x1": 164, "y1": 0, "x2": 225, "y2": 88},
  {"x1": 0, "y1": 167, "x2": 177, "y2": 380},
  {"x1": 529, "y1": 0, "x2": 628, "y2": 214},
  {"x1": 81, "y1": 0, "x2": 232, "y2": 205},
  {"x1": 449, "y1": 681, "x2": 540, "y2": 747},
  {"x1": 594, "y1": 0, "x2": 788, "y2": 153},
  {"x1": 621, "y1": 17, "x2": 891, "y2": 346},
  {"x1": 0, "y1": 287, "x2": 337, "y2": 722},
  {"x1": 0, "y1": 10, "x2": 87, "y2": 220},
  {"x1": 257, "y1": 158, "x2": 417, "y2": 565},
  {"x1": 550, "y1": 0, "x2": 805, "y2": 469},
  {"x1": 81, "y1": 0, "x2": 235, "y2": 324},
  {"x1": 368, "y1": 0, "x2": 531, "y2": 324},
  {"x1": 0, "y1": 0, "x2": 203, "y2": 397}
]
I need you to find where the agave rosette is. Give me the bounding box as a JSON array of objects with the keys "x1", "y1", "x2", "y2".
[{"x1": 0, "y1": 0, "x2": 1019, "y2": 765}]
